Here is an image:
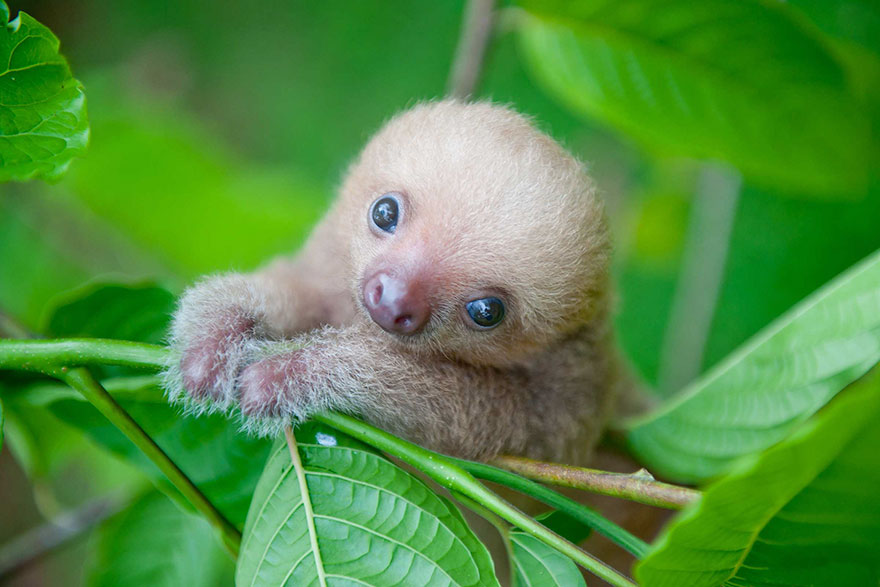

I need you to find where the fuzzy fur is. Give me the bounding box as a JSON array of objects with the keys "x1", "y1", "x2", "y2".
[{"x1": 164, "y1": 99, "x2": 626, "y2": 463}]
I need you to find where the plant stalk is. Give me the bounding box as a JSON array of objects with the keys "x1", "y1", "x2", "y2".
[
  {"x1": 0, "y1": 339, "x2": 239, "y2": 556},
  {"x1": 0, "y1": 339, "x2": 168, "y2": 372},
  {"x1": 493, "y1": 455, "x2": 700, "y2": 510},
  {"x1": 56, "y1": 367, "x2": 242, "y2": 556}
]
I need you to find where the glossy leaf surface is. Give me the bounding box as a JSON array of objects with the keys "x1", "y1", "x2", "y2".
[
  {"x1": 628, "y1": 248, "x2": 880, "y2": 482},
  {"x1": 636, "y1": 370, "x2": 880, "y2": 586},
  {"x1": 515, "y1": 0, "x2": 871, "y2": 195},
  {"x1": 0, "y1": 1, "x2": 88, "y2": 181},
  {"x1": 237, "y1": 424, "x2": 499, "y2": 586}
]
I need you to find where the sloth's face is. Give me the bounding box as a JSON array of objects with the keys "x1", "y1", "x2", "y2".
[
  {"x1": 340, "y1": 101, "x2": 610, "y2": 366},
  {"x1": 361, "y1": 190, "x2": 507, "y2": 337}
]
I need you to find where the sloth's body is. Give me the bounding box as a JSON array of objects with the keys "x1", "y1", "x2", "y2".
[{"x1": 166, "y1": 100, "x2": 627, "y2": 464}]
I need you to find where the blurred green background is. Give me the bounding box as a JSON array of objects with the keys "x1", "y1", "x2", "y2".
[{"x1": 1, "y1": 0, "x2": 877, "y2": 584}]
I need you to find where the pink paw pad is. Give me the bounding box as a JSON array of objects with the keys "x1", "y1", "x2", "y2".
[
  {"x1": 180, "y1": 311, "x2": 255, "y2": 400},
  {"x1": 240, "y1": 351, "x2": 308, "y2": 417}
]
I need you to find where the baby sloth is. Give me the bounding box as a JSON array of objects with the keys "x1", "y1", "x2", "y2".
[{"x1": 166, "y1": 100, "x2": 624, "y2": 463}]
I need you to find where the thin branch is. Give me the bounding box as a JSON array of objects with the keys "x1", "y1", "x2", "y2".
[
  {"x1": 449, "y1": 455, "x2": 649, "y2": 558},
  {"x1": 0, "y1": 494, "x2": 128, "y2": 578},
  {"x1": 492, "y1": 456, "x2": 700, "y2": 510},
  {"x1": 56, "y1": 367, "x2": 242, "y2": 557},
  {"x1": 658, "y1": 165, "x2": 742, "y2": 395},
  {"x1": 447, "y1": 0, "x2": 496, "y2": 99}
]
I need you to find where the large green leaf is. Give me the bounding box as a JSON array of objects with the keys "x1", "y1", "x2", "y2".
[
  {"x1": 237, "y1": 424, "x2": 499, "y2": 586},
  {"x1": 635, "y1": 369, "x2": 880, "y2": 586},
  {"x1": 66, "y1": 87, "x2": 327, "y2": 278},
  {"x1": 627, "y1": 247, "x2": 880, "y2": 482},
  {"x1": 0, "y1": 1, "x2": 88, "y2": 182},
  {"x1": 515, "y1": 0, "x2": 871, "y2": 195},
  {"x1": 87, "y1": 491, "x2": 230, "y2": 587}
]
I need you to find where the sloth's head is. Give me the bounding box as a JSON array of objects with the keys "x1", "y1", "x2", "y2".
[{"x1": 339, "y1": 100, "x2": 610, "y2": 366}]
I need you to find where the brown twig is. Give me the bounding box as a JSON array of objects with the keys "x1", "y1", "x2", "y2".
[
  {"x1": 0, "y1": 494, "x2": 129, "y2": 578},
  {"x1": 447, "y1": 0, "x2": 497, "y2": 99},
  {"x1": 492, "y1": 455, "x2": 700, "y2": 510}
]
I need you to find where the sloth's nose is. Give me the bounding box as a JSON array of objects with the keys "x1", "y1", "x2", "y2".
[{"x1": 362, "y1": 271, "x2": 430, "y2": 335}]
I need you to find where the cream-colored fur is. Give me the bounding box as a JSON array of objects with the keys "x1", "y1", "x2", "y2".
[{"x1": 164, "y1": 99, "x2": 625, "y2": 463}]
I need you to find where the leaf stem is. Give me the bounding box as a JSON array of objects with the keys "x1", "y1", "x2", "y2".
[
  {"x1": 0, "y1": 339, "x2": 239, "y2": 556},
  {"x1": 56, "y1": 367, "x2": 242, "y2": 557},
  {"x1": 284, "y1": 425, "x2": 327, "y2": 586},
  {"x1": 492, "y1": 455, "x2": 700, "y2": 510},
  {"x1": 0, "y1": 339, "x2": 168, "y2": 372},
  {"x1": 315, "y1": 412, "x2": 637, "y2": 587}
]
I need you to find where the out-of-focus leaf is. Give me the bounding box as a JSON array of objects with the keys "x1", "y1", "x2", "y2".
[
  {"x1": 87, "y1": 491, "x2": 230, "y2": 587},
  {"x1": 67, "y1": 88, "x2": 328, "y2": 277},
  {"x1": 236, "y1": 424, "x2": 499, "y2": 586},
  {"x1": 0, "y1": 1, "x2": 88, "y2": 182},
  {"x1": 44, "y1": 376, "x2": 270, "y2": 528},
  {"x1": 627, "y1": 247, "x2": 880, "y2": 482},
  {"x1": 635, "y1": 369, "x2": 880, "y2": 586},
  {"x1": 787, "y1": 0, "x2": 880, "y2": 56},
  {"x1": 0, "y1": 196, "x2": 94, "y2": 329},
  {"x1": 515, "y1": 0, "x2": 871, "y2": 195},
  {"x1": 45, "y1": 283, "x2": 175, "y2": 344},
  {"x1": 704, "y1": 182, "x2": 880, "y2": 370}
]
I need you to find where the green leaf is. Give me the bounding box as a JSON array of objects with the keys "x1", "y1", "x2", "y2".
[
  {"x1": 87, "y1": 491, "x2": 230, "y2": 587},
  {"x1": 45, "y1": 283, "x2": 175, "y2": 344},
  {"x1": 37, "y1": 376, "x2": 270, "y2": 527},
  {"x1": 0, "y1": 1, "x2": 88, "y2": 182},
  {"x1": 237, "y1": 423, "x2": 500, "y2": 586},
  {"x1": 627, "y1": 248, "x2": 880, "y2": 482},
  {"x1": 510, "y1": 530, "x2": 586, "y2": 587},
  {"x1": 514, "y1": 0, "x2": 871, "y2": 195},
  {"x1": 787, "y1": 0, "x2": 880, "y2": 57},
  {"x1": 635, "y1": 368, "x2": 880, "y2": 586}
]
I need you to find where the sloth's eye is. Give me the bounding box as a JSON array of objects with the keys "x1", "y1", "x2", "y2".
[
  {"x1": 466, "y1": 297, "x2": 505, "y2": 329},
  {"x1": 370, "y1": 194, "x2": 400, "y2": 233}
]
